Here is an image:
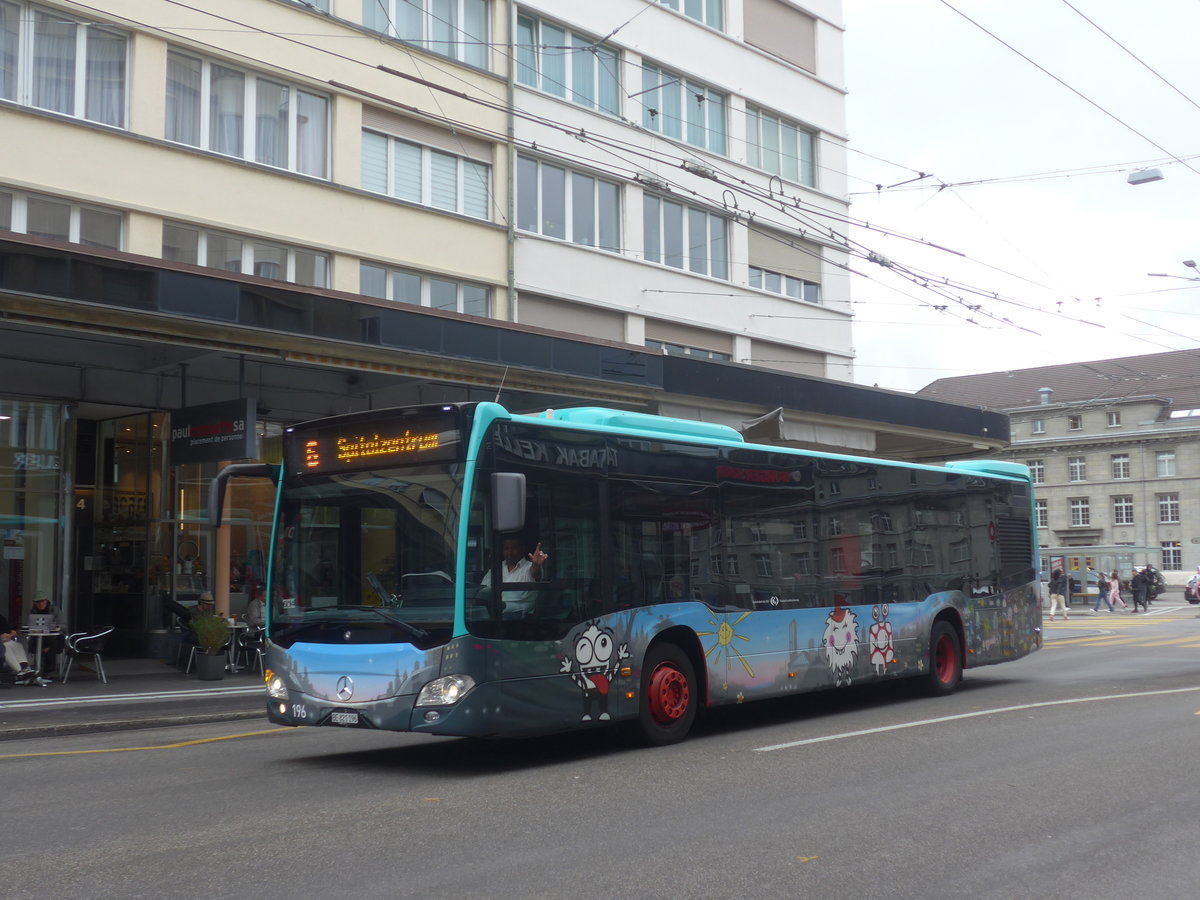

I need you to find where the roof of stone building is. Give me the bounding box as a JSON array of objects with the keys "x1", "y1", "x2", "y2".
[{"x1": 917, "y1": 349, "x2": 1200, "y2": 412}]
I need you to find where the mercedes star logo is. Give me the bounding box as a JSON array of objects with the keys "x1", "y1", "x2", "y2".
[{"x1": 335, "y1": 675, "x2": 354, "y2": 701}]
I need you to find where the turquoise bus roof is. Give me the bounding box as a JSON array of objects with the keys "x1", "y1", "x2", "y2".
[{"x1": 534, "y1": 407, "x2": 744, "y2": 444}]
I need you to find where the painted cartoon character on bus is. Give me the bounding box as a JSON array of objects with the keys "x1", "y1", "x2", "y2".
[
  {"x1": 823, "y1": 601, "x2": 859, "y2": 687},
  {"x1": 561, "y1": 622, "x2": 630, "y2": 721},
  {"x1": 869, "y1": 604, "x2": 893, "y2": 675}
]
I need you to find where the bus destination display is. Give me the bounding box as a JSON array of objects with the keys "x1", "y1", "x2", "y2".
[{"x1": 289, "y1": 411, "x2": 460, "y2": 474}]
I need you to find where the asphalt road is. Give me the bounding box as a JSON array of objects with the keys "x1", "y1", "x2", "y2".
[{"x1": 6, "y1": 606, "x2": 1200, "y2": 900}]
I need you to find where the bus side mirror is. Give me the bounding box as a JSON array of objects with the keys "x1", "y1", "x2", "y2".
[
  {"x1": 491, "y1": 472, "x2": 526, "y2": 534},
  {"x1": 209, "y1": 463, "x2": 279, "y2": 527}
]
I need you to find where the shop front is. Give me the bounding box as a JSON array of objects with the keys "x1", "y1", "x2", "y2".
[{"x1": 71, "y1": 402, "x2": 276, "y2": 658}]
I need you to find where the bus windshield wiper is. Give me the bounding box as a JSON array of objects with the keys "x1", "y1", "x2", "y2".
[{"x1": 340, "y1": 605, "x2": 430, "y2": 642}]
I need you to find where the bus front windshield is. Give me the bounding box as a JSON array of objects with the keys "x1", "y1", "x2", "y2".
[{"x1": 268, "y1": 465, "x2": 463, "y2": 648}]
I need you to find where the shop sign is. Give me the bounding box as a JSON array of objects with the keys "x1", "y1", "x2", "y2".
[{"x1": 170, "y1": 399, "x2": 257, "y2": 464}]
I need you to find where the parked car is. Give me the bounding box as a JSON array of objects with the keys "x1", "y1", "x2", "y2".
[{"x1": 1186, "y1": 574, "x2": 1200, "y2": 605}]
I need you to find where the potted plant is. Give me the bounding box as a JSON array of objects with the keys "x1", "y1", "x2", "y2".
[{"x1": 190, "y1": 612, "x2": 231, "y2": 680}]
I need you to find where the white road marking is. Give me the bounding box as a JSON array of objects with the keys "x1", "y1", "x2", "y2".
[
  {"x1": 0, "y1": 685, "x2": 264, "y2": 711},
  {"x1": 754, "y1": 685, "x2": 1200, "y2": 752}
]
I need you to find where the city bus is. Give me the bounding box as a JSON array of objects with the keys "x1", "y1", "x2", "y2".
[{"x1": 211, "y1": 401, "x2": 1041, "y2": 745}]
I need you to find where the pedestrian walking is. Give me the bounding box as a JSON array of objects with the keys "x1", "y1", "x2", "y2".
[
  {"x1": 1090, "y1": 570, "x2": 1114, "y2": 613},
  {"x1": 1130, "y1": 567, "x2": 1150, "y2": 613},
  {"x1": 1047, "y1": 568, "x2": 1069, "y2": 620},
  {"x1": 1108, "y1": 570, "x2": 1128, "y2": 611}
]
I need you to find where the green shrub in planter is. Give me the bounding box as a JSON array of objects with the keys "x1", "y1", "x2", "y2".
[{"x1": 191, "y1": 611, "x2": 231, "y2": 655}]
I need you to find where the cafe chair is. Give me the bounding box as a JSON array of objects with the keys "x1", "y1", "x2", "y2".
[
  {"x1": 61, "y1": 626, "x2": 115, "y2": 684},
  {"x1": 237, "y1": 627, "x2": 266, "y2": 675}
]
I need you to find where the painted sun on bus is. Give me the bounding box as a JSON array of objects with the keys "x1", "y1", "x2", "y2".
[{"x1": 212, "y1": 401, "x2": 1042, "y2": 745}]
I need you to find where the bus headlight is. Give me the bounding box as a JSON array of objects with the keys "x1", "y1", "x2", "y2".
[
  {"x1": 416, "y1": 674, "x2": 476, "y2": 707},
  {"x1": 265, "y1": 669, "x2": 287, "y2": 700}
]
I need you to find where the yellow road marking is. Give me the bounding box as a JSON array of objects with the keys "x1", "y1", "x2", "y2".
[
  {"x1": 0, "y1": 727, "x2": 294, "y2": 759},
  {"x1": 1049, "y1": 635, "x2": 1127, "y2": 646}
]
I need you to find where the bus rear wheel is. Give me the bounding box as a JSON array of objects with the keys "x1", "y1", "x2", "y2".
[
  {"x1": 925, "y1": 621, "x2": 962, "y2": 696},
  {"x1": 638, "y1": 643, "x2": 698, "y2": 745}
]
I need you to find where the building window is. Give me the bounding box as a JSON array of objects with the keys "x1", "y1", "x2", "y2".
[
  {"x1": 1111, "y1": 454, "x2": 1130, "y2": 479},
  {"x1": 360, "y1": 262, "x2": 489, "y2": 316},
  {"x1": 749, "y1": 265, "x2": 820, "y2": 303},
  {"x1": 1026, "y1": 459, "x2": 1044, "y2": 484},
  {"x1": 1035, "y1": 499, "x2": 1048, "y2": 529},
  {"x1": 1158, "y1": 493, "x2": 1180, "y2": 524},
  {"x1": 363, "y1": 130, "x2": 490, "y2": 220},
  {"x1": 363, "y1": 0, "x2": 488, "y2": 68},
  {"x1": 1, "y1": 186, "x2": 124, "y2": 249},
  {"x1": 1113, "y1": 496, "x2": 1134, "y2": 526},
  {"x1": 1156, "y1": 451, "x2": 1176, "y2": 477},
  {"x1": 163, "y1": 222, "x2": 328, "y2": 287},
  {"x1": 1067, "y1": 415, "x2": 1082, "y2": 431},
  {"x1": 1068, "y1": 456, "x2": 1087, "y2": 482},
  {"x1": 1069, "y1": 498, "x2": 1089, "y2": 526},
  {"x1": 725, "y1": 554, "x2": 739, "y2": 576},
  {"x1": 1031, "y1": 418, "x2": 1045, "y2": 434},
  {"x1": 166, "y1": 50, "x2": 329, "y2": 178},
  {"x1": 709, "y1": 554, "x2": 722, "y2": 575},
  {"x1": 754, "y1": 552, "x2": 773, "y2": 577},
  {"x1": 640, "y1": 63, "x2": 726, "y2": 154},
  {"x1": 907, "y1": 541, "x2": 934, "y2": 567},
  {"x1": 1161, "y1": 541, "x2": 1182, "y2": 570},
  {"x1": 643, "y1": 194, "x2": 728, "y2": 278},
  {"x1": 515, "y1": 14, "x2": 618, "y2": 113},
  {"x1": 0, "y1": 3, "x2": 128, "y2": 127},
  {"x1": 745, "y1": 106, "x2": 816, "y2": 187},
  {"x1": 516, "y1": 156, "x2": 619, "y2": 249},
  {"x1": 1107, "y1": 410, "x2": 1121, "y2": 427},
  {"x1": 645, "y1": 340, "x2": 730, "y2": 361},
  {"x1": 658, "y1": 0, "x2": 723, "y2": 29}
]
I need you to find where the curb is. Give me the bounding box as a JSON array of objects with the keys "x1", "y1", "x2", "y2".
[{"x1": 0, "y1": 708, "x2": 268, "y2": 743}]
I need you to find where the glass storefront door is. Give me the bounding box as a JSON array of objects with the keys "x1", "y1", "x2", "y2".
[{"x1": 0, "y1": 399, "x2": 66, "y2": 628}]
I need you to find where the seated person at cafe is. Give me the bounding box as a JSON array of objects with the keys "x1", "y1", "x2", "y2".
[
  {"x1": 0, "y1": 611, "x2": 50, "y2": 686},
  {"x1": 480, "y1": 536, "x2": 549, "y2": 617},
  {"x1": 24, "y1": 595, "x2": 64, "y2": 675}
]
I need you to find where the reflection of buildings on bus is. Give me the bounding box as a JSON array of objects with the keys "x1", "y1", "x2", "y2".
[{"x1": 672, "y1": 457, "x2": 1029, "y2": 612}]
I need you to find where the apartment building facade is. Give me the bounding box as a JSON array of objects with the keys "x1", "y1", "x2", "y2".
[{"x1": 1, "y1": 0, "x2": 1010, "y2": 653}]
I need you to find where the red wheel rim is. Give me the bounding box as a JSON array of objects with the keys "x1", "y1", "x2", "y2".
[
  {"x1": 932, "y1": 633, "x2": 956, "y2": 684},
  {"x1": 647, "y1": 662, "x2": 690, "y2": 724}
]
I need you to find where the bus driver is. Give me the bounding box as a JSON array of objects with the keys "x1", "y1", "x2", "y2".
[{"x1": 481, "y1": 536, "x2": 549, "y2": 617}]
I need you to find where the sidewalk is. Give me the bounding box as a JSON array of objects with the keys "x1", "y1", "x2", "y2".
[{"x1": 0, "y1": 657, "x2": 268, "y2": 742}]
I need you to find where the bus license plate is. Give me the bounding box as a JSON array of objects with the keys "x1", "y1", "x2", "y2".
[{"x1": 329, "y1": 709, "x2": 359, "y2": 726}]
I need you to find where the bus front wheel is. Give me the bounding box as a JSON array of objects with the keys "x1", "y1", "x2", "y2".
[
  {"x1": 638, "y1": 643, "x2": 698, "y2": 745},
  {"x1": 925, "y1": 621, "x2": 962, "y2": 696}
]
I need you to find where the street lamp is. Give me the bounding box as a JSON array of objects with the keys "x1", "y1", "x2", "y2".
[{"x1": 1148, "y1": 261, "x2": 1200, "y2": 282}]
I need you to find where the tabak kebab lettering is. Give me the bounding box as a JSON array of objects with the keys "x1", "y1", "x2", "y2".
[{"x1": 493, "y1": 428, "x2": 618, "y2": 470}]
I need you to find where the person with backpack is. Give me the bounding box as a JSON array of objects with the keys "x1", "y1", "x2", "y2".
[
  {"x1": 1144, "y1": 564, "x2": 1166, "y2": 604},
  {"x1": 1130, "y1": 568, "x2": 1150, "y2": 613},
  {"x1": 1090, "y1": 570, "x2": 1114, "y2": 613}
]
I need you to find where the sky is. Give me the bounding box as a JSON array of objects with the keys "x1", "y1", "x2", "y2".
[{"x1": 841, "y1": 0, "x2": 1200, "y2": 392}]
